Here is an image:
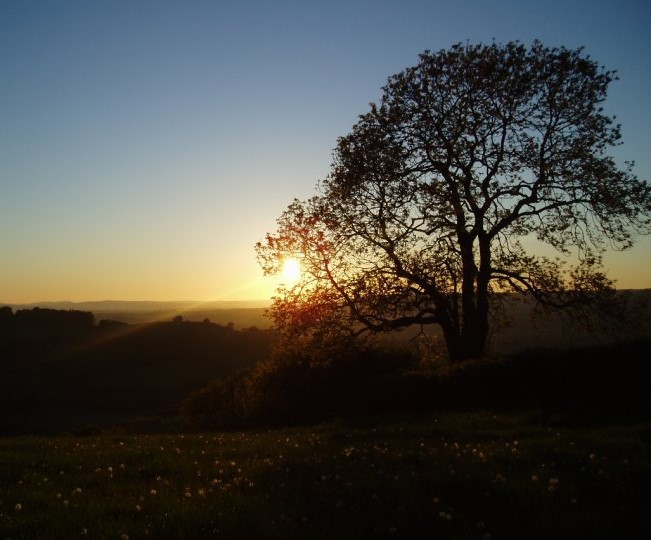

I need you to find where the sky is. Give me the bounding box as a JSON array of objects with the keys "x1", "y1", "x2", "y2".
[{"x1": 1, "y1": 0, "x2": 650, "y2": 304}]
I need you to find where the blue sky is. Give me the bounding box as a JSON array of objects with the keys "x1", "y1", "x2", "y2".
[{"x1": 1, "y1": 0, "x2": 650, "y2": 302}]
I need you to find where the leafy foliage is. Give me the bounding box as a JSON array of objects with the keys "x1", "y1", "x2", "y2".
[
  {"x1": 182, "y1": 342, "x2": 418, "y2": 430},
  {"x1": 258, "y1": 41, "x2": 651, "y2": 361},
  {"x1": 183, "y1": 337, "x2": 651, "y2": 430}
]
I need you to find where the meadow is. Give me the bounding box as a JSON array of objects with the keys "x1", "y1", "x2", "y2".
[{"x1": 1, "y1": 411, "x2": 649, "y2": 539}]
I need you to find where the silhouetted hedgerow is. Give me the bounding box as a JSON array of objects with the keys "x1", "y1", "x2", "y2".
[
  {"x1": 183, "y1": 338, "x2": 651, "y2": 430},
  {"x1": 181, "y1": 343, "x2": 418, "y2": 430}
]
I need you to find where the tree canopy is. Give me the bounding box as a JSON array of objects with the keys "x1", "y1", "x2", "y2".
[{"x1": 257, "y1": 41, "x2": 651, "y2": 362}]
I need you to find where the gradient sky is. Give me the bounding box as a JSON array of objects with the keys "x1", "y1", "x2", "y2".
[{"x1": 1, "y1": 0, "x2": 650, "y2": 303}]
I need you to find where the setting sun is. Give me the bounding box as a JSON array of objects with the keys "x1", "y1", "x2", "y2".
[{"x1": 280, "y1": 258, "x2": 302, "y2": 285}]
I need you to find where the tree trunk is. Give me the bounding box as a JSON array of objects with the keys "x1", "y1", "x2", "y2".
[
  {"x1": 444, "y1": 326, "x2": 488, "y2": 363},
  {"x1": 440, "y1": 242, "x2": 491, "y2": 362},
  {"x1": 441, "y1": 235, "x2": 491, "y2": 362}
]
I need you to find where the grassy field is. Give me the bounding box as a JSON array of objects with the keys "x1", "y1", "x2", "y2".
[{"x1": 0, "y1": 411, "x2": 649, "y2": 539}]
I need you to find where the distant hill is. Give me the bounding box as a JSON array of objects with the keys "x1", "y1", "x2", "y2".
[
  {"x1": 0, "y1": 300, "x2": 272, "y2": 327},
  {"x1": 0, "y1": 309, "x2": 277, "y2": 435},
  {"x1": 0, "y1": 300, "x2": 271, "y2": 311},
  {"x1": 2, "y1": 289, "x2": 650, "y2": 347}
]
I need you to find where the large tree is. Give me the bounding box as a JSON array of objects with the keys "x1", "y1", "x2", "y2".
[{"x1": 257, "y1": 41, "x2": 651, "y2": 363}]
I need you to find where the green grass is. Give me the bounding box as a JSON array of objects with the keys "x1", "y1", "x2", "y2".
[{"x1": 1, "y1": 412, "x2": 649, "y2": 539}]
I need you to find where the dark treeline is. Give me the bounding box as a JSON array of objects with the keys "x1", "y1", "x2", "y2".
[
  {"x1": 0, "y1": 306, "x2": 95, "y2": 340},
  {"x1": 2, "y1": 306, "x2": 94, "y2": 325},
  {"x1": 182, "y1": 337, "x2": 651, "y2": 432},
  {"x1": 0, "y1": 308, "x2": 276, "y2": 435}
]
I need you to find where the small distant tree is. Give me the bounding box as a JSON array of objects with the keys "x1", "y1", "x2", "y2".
[
  {"x1": 0, "y1": 306, "x2": 13, "y2": 324},
  {"x1": 257, "y1": 41, "x2": 651, "y2": 363}
]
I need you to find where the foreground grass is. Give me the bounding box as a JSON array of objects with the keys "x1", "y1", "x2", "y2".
[{"x1": 0, "y1": 412, "x2": 649, "y2": 539}]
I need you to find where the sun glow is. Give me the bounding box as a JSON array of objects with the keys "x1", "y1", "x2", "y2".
[{"x1": 280, "y1": 258, "x2": 302, "y2": 285}]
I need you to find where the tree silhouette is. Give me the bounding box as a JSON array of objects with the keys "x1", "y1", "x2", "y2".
[{"x1": 258, "y1": 41, "x2": 651, "y2": 362}]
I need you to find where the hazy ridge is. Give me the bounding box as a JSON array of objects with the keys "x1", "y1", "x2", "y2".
[
  {"x1": 0, "y1": 299, "x2": 271, "y2": 312},
  {"x1": 0, "y1": 300, "x2": 271, "y2": 327},
  {"x1": 3, "y1": 289, "x2": 650, "y2": 343}
]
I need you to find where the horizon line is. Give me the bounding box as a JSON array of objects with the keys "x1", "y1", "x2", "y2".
[
  {"x1": 0, "y1": 299, "x2": 273, "y2": 307},
  {"x1": 3, "y1": 287, "x2": 651, "y2": 308}
]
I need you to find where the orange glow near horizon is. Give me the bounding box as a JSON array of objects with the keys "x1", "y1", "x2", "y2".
[{"x1": 2, "y1": 240, "x2": 650, "y2": 305}]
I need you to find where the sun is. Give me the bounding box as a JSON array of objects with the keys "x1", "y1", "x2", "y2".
[{"x1": 280, "y1": 258, "x2": 302, "y2": 285}]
